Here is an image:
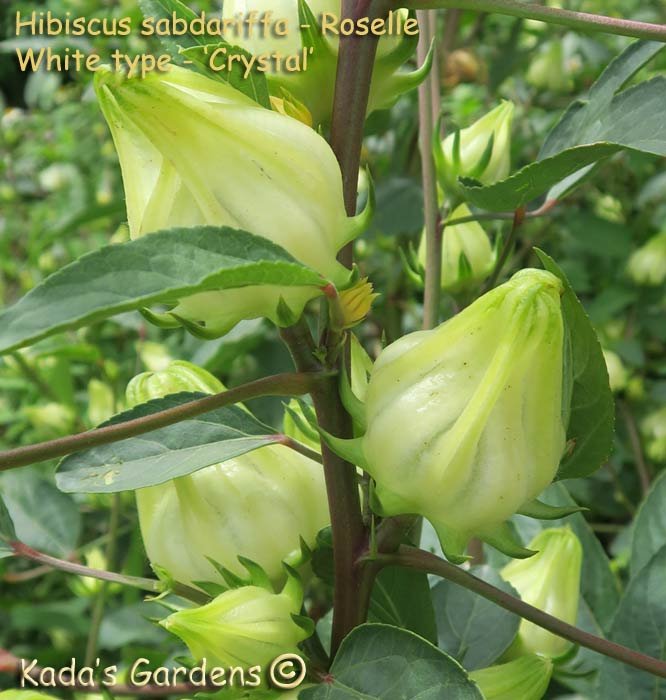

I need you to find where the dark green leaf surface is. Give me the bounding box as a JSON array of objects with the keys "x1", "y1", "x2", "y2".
[
  {"x1": 138, "y1": 0, "x2": 271, "y2": 107},
  {"x1": 630, "y1": 470, "x2": 666, "y2": 578},
  {"x1": 1, "y1": 471, "x2": 81, "y2": 557},
  {"x1": 536, "y1": 250, "x2": 614, "y2": 480},
  {"x1": 301, "y1": 624, "x2": 483, "y2": 700},
  {"x1": 56, "y1": 393, "x2": 281, "y2": 493},
  {"x1": 597, "y1": 546, "x2": 666, "y2": 699},
  {"x1": 0, "y1": 493, "x2": 17, "y2": 559},
  {"x1": 432, "y1": 565, "x2": 519, "y2": 670},
  {"x1": 461, "y1": 41, "x2": 665, "y2": 210},
  {"x1": 369, "y1": 567, "x2": 438, "y2": 644},
  {"x1": 0, "y1": 226, "x2": 324, "y2": 355}
]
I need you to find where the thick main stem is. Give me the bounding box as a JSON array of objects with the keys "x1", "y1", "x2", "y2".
[
  {"x1": 0, "y1": 372, "x2": 327, "y2": 471},
  {"x1": 280, "y1": 322, "x2": 366, "y2": 658},
  {"x1": 401, "y1": 0, "x2": 666, "y2": 41},
  {"x1": 381, "y1": 545, "x2": 666, "y2": 678},
  {"x1": 321, "y1": 0, "x2": 393, "y2": 655}
]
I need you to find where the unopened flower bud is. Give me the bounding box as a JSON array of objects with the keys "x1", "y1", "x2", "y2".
[
  {"x1": 95, "y1": 65, "x2": 365, "y2": 337},
  {"x1": 221, "y1": 1, "x2": 426, "y2": 126},
  {"x1": 127, "y1": 361, "x2": 329, "y2": 586},
  {"x1": 362, "y1": 269, "x2": 565, "y2": 561},
  {"x1": 418, "y1": 203, "x2": 495, "y2": 293},
  {"x1": 435, "y1": 101, "x2": 514, "y2": 193},
  {"x1": 501, "y1": 527, "x2": 582, "y2": 657},
  {"x1": 161, "y1": 571, "x2": 309, "y2": 669},
  {"x1": 627, "y1": 231, "x2": 666, "y2": 286},
  {"x1": 526, "y1": 41, "x2": 572, "y2": 93},
  {"x1": 470, "y1": 655, "x2": 553, "y2": 700}
]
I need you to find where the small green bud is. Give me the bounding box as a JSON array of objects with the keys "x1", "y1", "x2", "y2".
[
  {"x1": 501, "y1": 527, "x2": 582, "y2": 658},
  {"x1": 436, "y1": 101, "x2": 514, "y2": 193},
  {"x1": 87, "y1": 379, "x2": 116, "y2": 426},
  {"x1": 469, "y1": 654, "x2": 553, "y2": 700},
  {"x1": 161, "y1": 572, "x2": 309, "y2": 669},
  {"x1": 418, "y1": 203, "x2": 495, "y2": 293},
  {"x1": 95, "y1": 64, "x2": 362, "y2": 337},
  {"x1": 362, "y1": 269, "x2": 565, "y2": 561},
  {"x1": 602, "y1": 349, "x2": 628, "y2": 394},
  {"x1": 526, "y1": 41, "x2": 572, "y2": 93},
  {"x1": 127, "y1": 362, "x2": 329, "y2": 587},
  {"x1": 221, "y1": 1, "x2": 421, "y2": 126},
  {"x1": 627, "y1": 231, "x2": 666, "y2": 286}
]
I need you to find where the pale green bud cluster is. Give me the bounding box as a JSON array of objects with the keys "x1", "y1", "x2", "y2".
[
  {"x1": 435, "y1": 101, "x2": 515, "y2": 194},
  {"x1": 95, "y1": 65, "x2": 364, "y2": 337},
  {"x1": 222, "y1": 0, "x2": 426, "y2": 127},
  {"x1": 161, "y1": 569, "x2": 309, "y2": 670},
  {"x1": 418, "y1": 203, "x2": 495, "y2": 293},
  {"x1": 362, "y1": 269, "x2": 565, "y2": 561},
  {"x1": 470, "y1": 654, "x2": 553, "y2": 700},
  {"x1": 626, "y1": 231, "x2": 666, "y2": 286},
  {"x1": 501, "y1": 527, "x2": 582, "y2": 658},
  {"x1": 127, "y1": 361, "x2": 329, "y2": 587}
]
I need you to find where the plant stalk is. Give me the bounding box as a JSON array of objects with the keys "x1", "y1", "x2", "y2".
[
  {"x1": 400, "y1": 0, "x2": 666, "y2": 41},
  {"x1": 281, "y1": 321, "x2": 366, "y2": 658},
  {"x1": 0, "y1": 372, "x2": 328, "y2": 471},
  {"x1": 379, "y1": 545, "x2": 666, "y2": 678},
  {"x1": 418, "y1": 9, "x2": 443, "y2": 331}
]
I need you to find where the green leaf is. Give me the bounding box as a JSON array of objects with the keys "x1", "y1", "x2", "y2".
[
  {"x1": 180, "y1": 44, "x2": 272, "y2": 109},
  {"x1": 512, "y1": 483, "x2": 620, "y2": 631},
  {"x1": 301, "y1": 624, "x2": 483, "y2": 700},
  {"x1": 0, "y1": 494, "x2": 17, "y2": 560},
  {"x1": 0, "y1": 226, "x2": 324, "y2": 356},
  {"x1": 536, "y1": 250, "x2": 614, "y2": 480},
  {"x1": 630, "y1": 470, "x2": 666, "y2": 578},
  {"x1": 432, "y1": 565, "x2": 519, "y2": 670},
  {"x1": 55, "y1": 393, "x2": 282, "y2": 493},
  {"x1": 138, "y1": 0, "x2": 271, "y2": 108},
  {"x1": 1, "y1": 471, "x2": 81, "y2": 558},
  {"x1": 597, "y1": 546, "x2": 666, "y2": 699},
  {"x1": 369, "y1": 567, "x2": 438, "y2": 644},
  {"x1": 460, "y1": 41, "x2": 666, "y2": 211}
]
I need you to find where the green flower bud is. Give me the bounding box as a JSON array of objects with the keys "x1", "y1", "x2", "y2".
[
  {"x1": 501, "y1": 527, "x2": 582, "y2": 658},
  {"x1": 418, "y1": 203, "x2": 495, "y2": 293},
  {"x1": 127, "y1": 361, "x2": 329, "y2": 586},
  {"x1": 469, "y1": 654, "x2": 553, "y2": 700},
  {"x1": 221, "y1": 1, "x2": 424, "y2": 126},
  {"x1": 642, "y1": 407, "x2": 666, "y2": 462},
  {"x1": 95, "y1": 65, "x2": 364, "y2": 337},
  {"x1": 602, "y1": 349, "x2": 628, "y2": 394},
  {"x1": 161, "y1": 572, "x2": 309, "y2": 669},
  {"x1": 627, "y1": 231, "x2": 666, "y2": 286},
  {"x1": 362, "y1": 269, "x2": 565, "y2": 561},
  {"x1": 526, "y1": 41, "x2": 572, "y2": 93},
  {"x1": 435, "y1": 101, "x2": 514, "y2": 193}
]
